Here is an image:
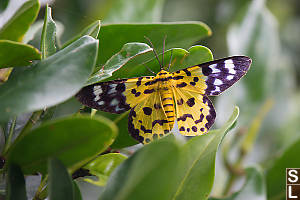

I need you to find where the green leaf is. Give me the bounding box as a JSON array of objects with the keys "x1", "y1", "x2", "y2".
[
  {"x1": 266, "y1": 137, "x2": 300, "y2": 200},
  {"x1": 99, "y1": 136, "x2": 181, "y2": 200},
  {"x1": 87, "y1": 42, "x2": 152, "y2": 85},
  {"x1": 0, "y1": 36, "x2": 98, "y2": 121},
  {"x1": 98, "y1": 22, "x2": 211, "y2": 66},
  {"x1": 89, "y1": 44, "x2": 213, "y2": 85},
  {"x1": 62, "y1": 20, "x2": 101, "y2": 49},
  {"x1": 0, "y1": 0, "x2": 40, "y2": 41},
  {"x1": 7, "y1": 115, "x2": 117, "y2": 175},
  {"x1": 84, "y1": 153, "x2": 127, "y2": 186},
  {"x1": 171, "y1": 107, "x2": 240, "y2": 200},
  {"x1": 100, "y1": 105, "x2": 238, "y2": 200},
  {"x1": 102, "y1": 0, "x2": 165, "y2": 23},
  {"x1": 6, "y1": 163, "x2": 27, "y2": 200},
  {"x1": 109, "y1": 111, "x2": 139, "y2": 149},
  {"x1": 210, "y1": 166, "x2": 266, "y2": 200},
  {"x1": 48, "y1": 158, "x2": 74, "y2": 200},
  {"x1": 117, "y1": 45, "x2": 213, "y2": 77},
  {"x1": 0, "y1": 0, "x2": 9, "y2": 12},
  {"x1": 41, "y1": 5, "x2": 56, "y2": 59},
  {"x1": 0, "y1": 40, "x2": 41, "y2": 68}
]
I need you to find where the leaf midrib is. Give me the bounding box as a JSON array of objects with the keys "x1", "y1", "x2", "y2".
[{"x1": 171, "y1": 135, "x2": 217, "y2": 200}]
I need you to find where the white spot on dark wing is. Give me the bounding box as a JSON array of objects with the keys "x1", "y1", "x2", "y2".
[
  {"x1": 93, "y1": 85, "x2": 103, "y2": 96},
  {"x1": 214, "y1": 79, "x2": 223, "y2": 85},
  {"x1": 115, "y1": 106, "x2": 124, "y2": 112},
  {"x1": 224, "y1": 59, "x2": 233, "y2": 64},
  {"x1": 110, "y1": 98, "x2": 119, "y2": 106},
  {"x1": 211, "y1": 68, "x2": 221, "y2": 73},
  {"x1": 209, "y1": 64, "x2": 221, "y2": 73},
  {"x1": 94, "y1": 96, "x2": 100, "y2": 101},
  {"x1": 94, "y1": 85, "x2": 101, "y2": 90},
  {"x1": 214, "y1": 86, "x2": 221, "y2": 92},
  {"x1": 107, "y1": 84, "x2": 117, "y2": 94},
  {"x1": 98, "y1": 101, "x2": 105, "y2": 105},
  {"x1": 228, "y1": 68, "x2": 236, "y2": 74},
  {"x1": 227, "y1": 75, "x2": 234, "y2": 80}
]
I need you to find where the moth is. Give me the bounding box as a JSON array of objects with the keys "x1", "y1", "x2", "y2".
[{"x1": 76, "y1": 41, "x2": 251, "y2": 144}]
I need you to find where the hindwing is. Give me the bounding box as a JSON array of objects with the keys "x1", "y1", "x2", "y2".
[
  {"x1": 173, "y1": 87, "x2": 216, "y2": 136},
  {"x1": 128, "y1": 91, "x2": 170, "y2": 144}
]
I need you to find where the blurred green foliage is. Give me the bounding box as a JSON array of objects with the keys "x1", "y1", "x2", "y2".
[{"x1": 0, "y1": 0, "x2": 299, "y2": 199}]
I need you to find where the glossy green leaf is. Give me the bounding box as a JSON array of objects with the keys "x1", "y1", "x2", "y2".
[
  {"x1": 210, "y1": 167, "x2": 266, "y2": 200},
  {"x1": 100, "y1": 136, "x2": 180, "y2": 200},
  {"x1": 6, "y1": 163, "x2": 27, "y2": 200},
  {"x1": 266, "y1": 137, "x2": 300, "y2": 200},
  {"x1": 0, "y1": 0, "x2": 40, "y2": 41},
  {"x1": 98, "y1": 22, "x2": 211, "y2": 66},
  {"x1": 89, "y1": 44, "x2": 212, "y2": 85},
  {"x1": 110, "y1": 45, "x2": 213, "y2": 80},
  {"x1": 103, "y1": 0, "x2": 165, "y2": 23},
  {"x1": 171, "y1": 107, "x2": 240, "y2": 200},
  {"x1": 48, "y1": 158, "x2": 74, "y2": 200},
  {"x1": 84, "y1": 153, "x2": 127, "y2": 186},
  {"x1": 7, "y1": 115, "x2": 117, "y2": 175},
  {"x1": 109, "y1": 111, "x2": 139, "y2": 149},
  {"x1": 62, "y1": 20, "x2": 101, "y2": 49},
  {"x1": 0, "y1": 36, "x2": 98, "y2": 121},
  {"x1": 87, "y1": 42, "x2": 152, "y2": 85},
  {"x1": 41, "y1": 5, "x2": 56, "y2": 59},
  {"x1": 0, "y1": 40, "x2": 41, "y2": 68}
]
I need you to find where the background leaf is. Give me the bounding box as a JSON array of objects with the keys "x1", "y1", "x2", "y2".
[
  {"x1": 40, "y1": 5, "x2": 56, "y2": 59},
  {"x1": 62, "y1": 20, "x2": 101, "y2": 49},
  {"x1": 0, "y1": 0, "x2": 40, "y2": 41},
  {"x1": 100, "y1": 107, "x2": 239, "y2": 200},
  {"x1": 0, "y1": 36, "x2": 98, "y2": 121},
  {"x1": 48, "y1": 158, "x2": 74, "y2": 200},
  {"x1": 210, "y1": 166, "x2": 266, "y2": 200},
  {"x1": 87, "y1": 42, "x2": 153, "y2": 85},
  {"x1": 99, "y1": 136, "x2": 180, "y2": 200},
  {"x1": 0, "y1": 40, "x2": 41, "y2": 68},
  {"x1": 171, "y1": 107, "x2": 239, "y2": 200},
  {"x1": 97, "y1": 22, "x2": 211, "y2": 66},
  {"x1": 7, "y1": 115, "x2": 117, "y2": 175},
  {"x1": 6, "y1": 163, "x2": 27, "y2": 200},
  {"x1": 102, "y1": 0, "x2": 165, "y2": 23},
  {"x1": 83, "y1": 153, "x2": 127, "y2": 186}
]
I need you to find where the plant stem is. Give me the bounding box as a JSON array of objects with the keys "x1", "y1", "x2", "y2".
[
  {"x1": 18, "y1": 110, "x2": 43, "y2": 139},
  {"x1": 33, "y1": 175, "x2": 48, "y2": 200},
  {"x1": 2, "y1": 117, "x2": 17, "y2": 154}
]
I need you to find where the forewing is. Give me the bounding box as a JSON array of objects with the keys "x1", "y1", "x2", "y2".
[
  {"x1": 173, "y1": 88, "x2": 216, "y2": 136},
  {"x1": 76, "y1": 76, "x2": 155, "y2": 114},
  {"x1": 172, "y1": 56, "x2": 251, "y2": 95},
  {"x1": 128, "y1": 91, "x2": 171, "y2": 144}
]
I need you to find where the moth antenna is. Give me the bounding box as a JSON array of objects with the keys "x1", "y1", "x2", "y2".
[
  {"x1": 167, "y1": 49, "x2": 173, "y2": 71},
  {"x1": 144, "y1": 36, "x2": 162, "y2": 69},
  {"x1": 162, "y1": 35, "x2": 167, "y2": 70},
  {"x1": 143, "y1": 64, "x2": 156, "y2": 75}
]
